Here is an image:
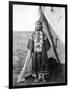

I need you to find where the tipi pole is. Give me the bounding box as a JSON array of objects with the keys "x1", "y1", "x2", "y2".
[{"x1": 39, "y1": 6, "x2": 60, "y2": 63}]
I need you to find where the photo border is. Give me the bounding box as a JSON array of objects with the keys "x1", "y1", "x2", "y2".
[{"x1": 9, "y1": 1, "x2": 67, "y2": 89}]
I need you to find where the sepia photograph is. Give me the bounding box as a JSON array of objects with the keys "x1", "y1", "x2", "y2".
[{"x1": 9, "y1": 1, "x2": 67, "y2": 89}]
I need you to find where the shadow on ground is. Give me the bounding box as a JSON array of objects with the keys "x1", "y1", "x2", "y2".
[{"x1": 13, "y1": 61, "x2": 65, "y2": 87}]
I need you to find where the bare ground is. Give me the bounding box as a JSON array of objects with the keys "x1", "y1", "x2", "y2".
[{"x1": 13, "y1": 31, "x2": 65, "y2": 87}]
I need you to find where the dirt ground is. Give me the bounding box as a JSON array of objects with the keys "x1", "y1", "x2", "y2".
[
  {"x1": 12, "y1": 31, "x2": 65, "y2": 87},
  {"x1": 13, "y1": 64, "x2": 65, "y2": 87}
]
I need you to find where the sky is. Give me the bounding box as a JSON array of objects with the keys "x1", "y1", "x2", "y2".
[
  {"x1": 13, "y1": 5, "x2": 40, "y2": 31},
  {"x1": 13, "y1": 5, "x2": 65, "y2": 44}
]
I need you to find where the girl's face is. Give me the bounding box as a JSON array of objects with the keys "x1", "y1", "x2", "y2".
[{"x1": 35, "y1": 21, "x2": 42, "y2": 30}]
